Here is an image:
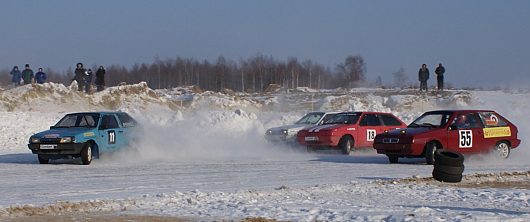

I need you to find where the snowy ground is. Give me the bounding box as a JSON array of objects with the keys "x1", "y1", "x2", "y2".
[{"x1": 0, "y1": 83, "x2": 529, "y2": 221}]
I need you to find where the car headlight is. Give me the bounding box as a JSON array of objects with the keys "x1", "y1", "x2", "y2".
[
  {"x1": 60, "y1": 136, "x2": 75, "y2": 143},
  {"x1": 266, "y1": 130, "x2": 272, "y2": 135},
  {"x1": 30, "y1": 137, "x2": 40, "y2": 143},
  {"x1": 282, "y1": 129, "x2": 288, "y2": 135}
]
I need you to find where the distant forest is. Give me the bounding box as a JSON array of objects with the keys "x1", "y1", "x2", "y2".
[{"x1": 0, "y1": 54, "x2": 383, "y2": 92}]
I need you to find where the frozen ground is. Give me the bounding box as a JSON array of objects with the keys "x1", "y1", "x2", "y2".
[{"x1": 0, "y1": 83, "x2": 529, "y2": 221}]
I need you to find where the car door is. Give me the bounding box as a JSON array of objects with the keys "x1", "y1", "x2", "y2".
[
  {"x1": 98, "y1": 114, "x2": 122, "y2": 151},
  {"x1": 447, "y1": 113, "x2": 486, "y2": 153},
  {"x1": 358, "y1": 113, "x2": 384, "y2": 147}
]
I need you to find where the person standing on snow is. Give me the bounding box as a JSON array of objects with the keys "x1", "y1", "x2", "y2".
[
  {"x1": 418, "y1": 64, "x2": 430, "y2": 91},
  {"x1": 10, "y1": 66, "x2": 22, "y2": 87},
  {"x1": 21, "y1": 64, "x2": 34, "y2": 84},
  {"x1": 74, "y1": 63, "x2": 86, "y2": 92},
  {"x1": 435, "y1": 63, "x2": 445, "y2": 91},
  {"x1": 35, "y1": 68, "x2": 47, "y2": 84},
  {"x1": 95, "y1": 65, "x2": 106, "y2": 92},
  {"x1": 84, "y1": 69, "x2": 93, "y2": 93}
]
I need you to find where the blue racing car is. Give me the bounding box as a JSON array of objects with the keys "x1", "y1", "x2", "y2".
[{"x1": 28, "y1": 112, "x2": 139, "y2": 165}]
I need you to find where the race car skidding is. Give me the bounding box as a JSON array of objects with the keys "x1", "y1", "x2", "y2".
[
  {"x1": 297, "y1": 112, "x2": 407, "y2": 154},
  {"x1": 265, "y1": 111, "x2": 339, "y2": 144},
  {"x1": 373, "y1": 110, "x2": 521, "y2": 164}
]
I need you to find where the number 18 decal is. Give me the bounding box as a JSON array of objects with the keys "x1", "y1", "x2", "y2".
[
  {"x1": 459, "y1": 130, "x2": 472, "y2": 148},
  {"x1": 367, "y1": 129, "x2": 376, "y2": 141}
]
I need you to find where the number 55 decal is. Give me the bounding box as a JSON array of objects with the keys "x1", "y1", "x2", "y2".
[
  {"x1": 367, "y1": 129, "x2": 376, "y2": 141},
  {"x1": 459, "y1": 130, "x2": 472, "y2": 148},
  {"x1": 108, "y1": 130, "x2": 116, "y2": 144}
]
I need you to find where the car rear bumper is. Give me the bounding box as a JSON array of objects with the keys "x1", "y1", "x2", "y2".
[
  {"x1": 511, "y1": 139, "x2": 521, "y2": 149},
  {"x1": 28, "y1": 143, "x2": 85, "y2": 156}
]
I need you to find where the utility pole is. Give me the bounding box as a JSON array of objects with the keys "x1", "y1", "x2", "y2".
[
  {"x1": 157, "y1": 64, "x2": 161, "y2": 89},
  {"x1": 241, "y1": 71, "x2": 245, "y2": 92}
]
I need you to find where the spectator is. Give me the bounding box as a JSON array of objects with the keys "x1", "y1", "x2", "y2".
[
  {"x1": 435, "y1": 63, "x2": 445, "y2": 91},
  {"x1": 95, "y1": 65, "x2": 106, "y2": 91},
  {"x1": 21, "y1": 64, "x2": 34, "y2": 84},
  {"x1": 74, "y1": 63, "x2": 86, "y2": 92},
  {"x1": 84, "y1": 69, "x2": 93, "y2": 93},
  {"x1": 35, "y1": 68, "x2": 47, "y2": 84},
  {"x1": 10, "y1": 66, "x2": 22, "y2": 87},
  {"x1": 418, "y1": 64, "x2": 429, "y2": 91}
]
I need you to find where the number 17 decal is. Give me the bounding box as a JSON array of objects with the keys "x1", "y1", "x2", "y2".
[
  {"x1": 108, "y1": 130, "x2": 116, "y2": 144},
  {"x1": 459, "y1": 130, "x2": 472, "y2": 148}
]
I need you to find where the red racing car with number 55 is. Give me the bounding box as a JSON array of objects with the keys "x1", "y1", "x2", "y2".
[{"x1": 373, "y1": 110, "x2": 521, "y2": 164}]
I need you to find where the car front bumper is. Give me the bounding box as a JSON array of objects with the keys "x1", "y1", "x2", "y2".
[{"x1": 28, "y1": 143, "x2": 85, "y2": 156}]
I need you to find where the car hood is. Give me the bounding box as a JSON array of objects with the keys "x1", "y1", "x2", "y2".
[
  {"x1": 268, "y1": 124, "x2": 311, "y2": 132},
  {"x1": 386, "y1": 127, "x2": 435, "y2": 136},
  {"x1": 305, "y1": 124, "x2": 341, "y2": 132},
  {"x1": 32, "y1": 128, "x2": 94, "y2": 138}
]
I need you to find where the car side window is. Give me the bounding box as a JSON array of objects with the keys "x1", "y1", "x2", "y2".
[
  {"x1": 320, "y1": 114, "x2": 336, "y2": 124},
  {"x1": 101, "y1": 115, "x2": 119, "y2": 129},
  {"x1": 117, "y1": 113, "x2": 137, "y2": 128},
  {"x1": 381, "y1": 114, "x2": 402, "y2": 126},
  {"x1": 452, "y1": 113, "x2": 482, "y2": 129},
  {"x1": 478, "y1": 112, "x2": 508, "y2": 127},
  {"x1": 360, "y1": 114, "x2": 382, "y2": 126}
]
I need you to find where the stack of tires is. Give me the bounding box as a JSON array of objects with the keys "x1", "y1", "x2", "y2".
[{"x1": 432, "y1": 150, "x2": 465, "y2": 183}]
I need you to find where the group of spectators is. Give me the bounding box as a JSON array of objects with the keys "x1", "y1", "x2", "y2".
[
  {"x1": 9, "y1": 64, "x2": 47, "y2": 87},
  {"x1": 418, "y1": 63, "x2": 445, "y2": 91},
  {"x1": 9, "y1": 62, "x2": 106, "y2": 93},
  {"x1": 73, "y1": 63, "x2": 106, "y2": 93}
]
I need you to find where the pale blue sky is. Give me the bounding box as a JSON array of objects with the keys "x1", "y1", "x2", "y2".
[{"x1": 1, "y1": 0, "x2": 529, "y2": 87}]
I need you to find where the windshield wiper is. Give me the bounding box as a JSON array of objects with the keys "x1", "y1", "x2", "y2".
[{"x1": 420, "y1": 123, "x2": 437, "y2": 128}]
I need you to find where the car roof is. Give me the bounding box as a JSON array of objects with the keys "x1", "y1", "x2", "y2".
[
  {"x1": 423, "y1": 110, "x2": 496, "y2": 115},
  {"x1": 336, "y1": 111, "x2": 393, "y2": 115},
  {"x1": 66, "y1": 111, "x2": 128, "y2": 115}
]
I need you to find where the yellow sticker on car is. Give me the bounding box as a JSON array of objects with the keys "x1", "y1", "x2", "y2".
[
  {"x1": 483, "y1": 127, "x2": 511, "y2": 138},
  {"x1": 84, "y1": 132, "x2": 95, "y2": 137}
]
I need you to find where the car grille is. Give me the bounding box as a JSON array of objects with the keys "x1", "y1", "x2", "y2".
[
  {"x1": 382, "y1": 138, "x2": 399, "y2": 143},
  {"x1": 40, "y1": 138, "x2": 61, "y2": 143}
]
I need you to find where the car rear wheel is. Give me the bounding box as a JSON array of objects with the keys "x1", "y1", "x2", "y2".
[
  {"x1": 339, "y1": 136, "x2": 354, "y2": 155},
  {"x1": 387, "y1": 155, "x2": 398, "y2": 164},
  {"x1": 81, "y1": 143, "x2": 93, "y2": 165},
  {"x1": 37, "y1": 155, "x2": 49, "y2": 164},
  {"x1": 495, "y1": 141, "x2": 510, "y2": 159}
]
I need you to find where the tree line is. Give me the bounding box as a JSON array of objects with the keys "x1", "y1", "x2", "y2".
[{"x1": 1, "y1": 54, "x2": 371, "y2": 92}]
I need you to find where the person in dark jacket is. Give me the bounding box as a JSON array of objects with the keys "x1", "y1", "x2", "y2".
[
  {"x1": 418, "y1": 64, "x2": 430, "y2": 91},
  {"x1": 10, "y1": 66, "x2": 22, "y2": 87},
  {"x1": 35, "y1": 68, "x2": 47, "y2": 84},
  {"x1": 84, "y1": 69, "x2": 93, "y2": 93},
  {"x1": 74, "y1": 63, "x2": 86, "y2": 92},
  {"x1": 21, "y1": 64, "x2": 34, "y2": 84},
  {"x1": 435, "y1": 63, "x2": 445, "y2": 91},
  {"x1": 95, "y1": 66, "x2": 106, "y2": 91}
]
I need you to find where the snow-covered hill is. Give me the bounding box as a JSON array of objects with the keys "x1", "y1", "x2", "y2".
[{"x1": 0, "y1": 83, "x2": 529, "y2": 221}]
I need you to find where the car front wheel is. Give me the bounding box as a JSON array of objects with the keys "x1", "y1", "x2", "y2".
[
  {"x1": 38, "y1": 155, "x2": 49, "y2": 164},
  {"x1": 339, "y1": 136, "x2": 354, "y2": 155},
  {"x1": 81, "y1": 143, "x2": 93, "y2": 165}
]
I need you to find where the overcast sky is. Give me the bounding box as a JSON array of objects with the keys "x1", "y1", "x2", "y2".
[{"x1": 1, "y1": 0, "x2": 529, "y2": 88}]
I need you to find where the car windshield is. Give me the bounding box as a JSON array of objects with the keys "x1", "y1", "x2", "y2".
[
  {"x1": 295, "y1": 113, "x2": 324, "y2": 125},
  {"x1": 53, "y1": 114, "x2": 100, "y2": 128},
  {"x1": 324, "y1": 113, "x2": 360, "y2": 124},
  {"x1": 409, "y1": 113, "x2": 451, "y2": 128}
]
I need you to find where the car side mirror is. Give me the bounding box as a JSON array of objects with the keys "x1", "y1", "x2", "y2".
[{"x1": 448, "y1": 125, "x2": 457, "y2": 131}]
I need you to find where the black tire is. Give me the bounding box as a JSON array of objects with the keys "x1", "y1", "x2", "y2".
[
  {"x1": 424, "y1": 142, "x2": 438, "y2": 165},
  {"x1": 81, "y1": 143, "x2": 93, "y2": 165},
  {"x1": 338, "y1": 136, "x2": 354, "y2": 155},
  {"x1": 387, "y1": 155, "x2": 399, "y2": 164},
  {"x1": 306, "y1": 146, "x2": 315, "y2": 153},
  {"x1": 38, "y1": 155, "x2": 49, "y2": 164},
  {"x1": 432, "y1": 169, "x2": 462, "y2": 183},
  {"x1": 494, "y1": 141, "x2": 510, "y2": 159},
  {"x1": 434, "y1": 163, "x2": 465, "y2": 175},
  {"x1": 434, "y1": 150, "x2": 464, "y2": 166}
]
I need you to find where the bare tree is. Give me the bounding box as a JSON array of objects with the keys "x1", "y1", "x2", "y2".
[{"x1": 393, "y1": 67, "x2": 409, "y2": 89}]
